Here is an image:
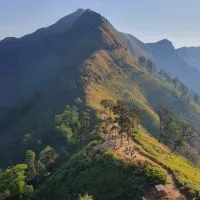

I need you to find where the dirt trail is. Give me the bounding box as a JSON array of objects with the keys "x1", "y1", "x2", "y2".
[
  {"x1": 99, "y1": 113, "x2": 186, "y2": 200},
  {"x1": 102, "y1": 135, "x2": 183, "y2": 199}
]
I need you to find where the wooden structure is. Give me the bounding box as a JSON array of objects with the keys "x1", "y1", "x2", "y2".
[{"x1": 153, "y1": 184, "x2": 167, "y2": 197}]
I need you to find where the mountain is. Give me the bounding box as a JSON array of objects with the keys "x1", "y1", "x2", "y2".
[
  {"x1": 145, "y1": 39, "x2": 200, "y2": 94},
  {"x1": 0, "y1": 8, "x2": 122, "y2": 112},
  {"x1": 0, "y1": 8, "x2": 84, "y2": 108},
  {"x1": 119, "y1": 33, "x2": 151, "y2": 58},
  {"x1": 0, "y1": 8, "x2": 85, "y2": 52},
  {"x1": 121, "y1": 36, "x2": 200, "y2": 95},
  {"x1": 0, "y1": 8, "x2": 200, "y2": 199},
  {"x1": 0, "y1": 8, "x2": 121, "y2": 164},
  {"x1": 0, "y1": 7, "x2": 200, "y2": 166},
  {"x1": 176, "y1": 46, "x2": 200, "y2": 71}
]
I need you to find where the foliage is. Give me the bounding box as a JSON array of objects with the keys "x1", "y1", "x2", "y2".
[
  {"x1": 100, "y1": 99, "x2": 114, "y2": 116},
  {"x1": 154, "y1": 105, "x2": 198, "y2": 153},
  {"x1": 0, "y1": 145, "x2": 59, "y2": 199},
  {"x1": 79, "y1": 193, "x2": 94, "y2": 200},
  {"x1": 25, "y1": 150, "x2": 37, "y2": 181},
  {"x1": 39, "y1": 146, "x2": 58, "y2": 168},
  {"x1": 155, "y1": 105, "x2": 171, "y2": 142},
  {"x1": 138, "y1": 56, "x2": 146, "y2": 66},
  {"x1": 0, "y1": 164, "x2": 32, "y2": 198},
  {"x1": 55, "y1": 105, "x2": 81, "y2": 144},
  {"x1": 30, "y1": 147, "x2": 166, "y2": 200},
  {"x1": 55, "y1": 105, "x2": 98, "y2": 145},
  {"x1": 75, "y1": 97, "x2": 83, "y2": 105},
  {"x1": 171, "y1": 119, "x2": 197, "y2": 152},
  {"x1": 23, "y1": 185, "x2": 34, "y2": 196},
  {"x1": 134, "y1": 130, "x2": 200, "y2": 196},
  {"x1": 158, "y1": 69, "x2": 200, "y2": 103},
  {"x1": 35, "y1": 160, "x2": 46, "y2": 177},
  {"x1": 111, "y1": 100, "x2": 140, "y2": 143},
  {"x1": 146, "y1": 59, "x2": 153, "y2": 77}
]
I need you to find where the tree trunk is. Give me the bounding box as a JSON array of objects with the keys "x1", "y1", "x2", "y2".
[
  {"x1": 172, "y1": 140, "x2": 181, "y2": 153},
  {"x1": 159, "y1": 122, "x2": 162, "y2": 142},
  {"x1": 163, "y1": 129, "x2": 167, "y2": 144},
  {"x1": 127, "y1": 135, "x2": 130, "y2": 144},
  {"x1": 172, "y1": 144, "x2": 177, "y2": 153},
  {"x1": 109, "y1": 108, "x2": 112, "y2": 118},
  {"x1": 120, "y1": 134, "x2": 123, "y2": 145}
]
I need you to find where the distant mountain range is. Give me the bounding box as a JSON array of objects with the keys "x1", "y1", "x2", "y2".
[
  {"x1": 145, "y1": 40, "x2": 200, "y2": 93},
  {"x1": 118, "y1": 36, "x2": 200, "y2": 94},
  {"x1": 176, "y1": 46, "x2": 200, "y2": 71}
]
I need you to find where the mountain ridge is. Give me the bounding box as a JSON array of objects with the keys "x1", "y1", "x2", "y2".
[
  {"x1": 176, "y1": 46, "x2": 200, "y2": 71},
  {"x1": 1, "y1": 8, "x2": 200, "y2": 164},
  {"x1": 0, "y1": 8, "x2": 200, "y2": 200},
  {"x1": 0, "y1": 8, "x2": 127, "y2": 165}
]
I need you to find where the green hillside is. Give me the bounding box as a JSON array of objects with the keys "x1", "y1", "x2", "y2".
[
  {"x1": 30, "y1": 141, "x2": 167, "y2": 200},
  {"x1": 29, "y1": 120, "x2": 200, "y2": 200},
  {"x1": 84, "y1": 48, "x2": 200, "y2": 138},
  {"x1": 29, "y1": 46, "x2": 200, "y2": 199}
]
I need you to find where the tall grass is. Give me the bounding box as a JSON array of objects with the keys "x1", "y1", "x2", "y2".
[{"x1": 134, "y1": 130, "x2": 200, "y2": 196}]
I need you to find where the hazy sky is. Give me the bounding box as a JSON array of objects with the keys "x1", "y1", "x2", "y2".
[{"x1": 1, "y1": 0, "x2": 200, "y2": 48}]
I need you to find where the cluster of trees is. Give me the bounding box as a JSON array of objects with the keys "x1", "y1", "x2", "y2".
[
  {"x1": 138, "y1": 58, "x2": 200, "y2": 103},
  {"x1": 25, "y1": 146, "x2": 58, "y2": 182},
  {"x1": 101, "y1": 99, "x2": 199, "y2": 161},
  {"x1": 0, "y1": 164, "x2": 30, "y2": 200},
  {"x1": 0, "y1": 146, "x2": 58, "y2": 199},
  {"x1": 0, "y1": 99, "x2": 101, "y2": 199},
  {"x1": 158, "y1": 69, "x2": 199, "y2": 103},
  {"x1": 101, "y1": 99, "x2": 141, "y2": 143},
  {"x1": 79, "y1": 194, "x2": 94, "y2": 200},
  {"x1": 138, "y1": 56, "x2": 154, "y2": 77},
  {"x1": 155, "y1": 105, "x2": 199, "y2": 153},
  {"x1": 55, "y1": 105, "x2": 100, "y2": 146}
]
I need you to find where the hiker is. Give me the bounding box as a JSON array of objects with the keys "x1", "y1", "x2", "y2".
[{"x1": 131, "y1": 151, "x2": 134, "y2": 157}]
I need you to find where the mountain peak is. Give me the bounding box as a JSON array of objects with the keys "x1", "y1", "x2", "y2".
[
  {"x1": 146, "y1": 39, "x2": 175, "y2": 52},
  {"x1": 158, "y1": 38, "x2": 171, "y2": 43},
  {"x1": 155, "y1": 39, "x2": 175, "y2": 50},
  {"x1": 0, "y1": 37, "x2": 17, "y2": 44},
  {"x1": 53, "y1": 8, "x2": 86, "y2": 31},
  {"x1": 75, "y1": 8, "x2": 86, "y2": 13}
]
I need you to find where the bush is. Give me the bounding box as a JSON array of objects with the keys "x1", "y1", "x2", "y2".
[{"x1": 31, "y1": 149, "x2": 167, "y2": 200}]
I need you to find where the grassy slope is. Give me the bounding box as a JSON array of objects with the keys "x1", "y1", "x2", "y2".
[
  {"x1": 30, "y1": 141, "x2": 167, "y2": 200},
  {"x1": 85, "y1": 49, "x2": 158, "y2": 132},
  {"x1": 134, "y1": 129, "x2": 200, "y2": 195},
  {"x1": 30, "y1": 128, "x2": 200, "y2": 199},
  {"x1": 84, "y1": 48, "x2": 200, "y2": 137},
  {"x1": 29, "y1": 48, "x2": 200, "y2": 199},
  {"x1": 84, "y1": 48, "x2": 200, "y2": 195}
]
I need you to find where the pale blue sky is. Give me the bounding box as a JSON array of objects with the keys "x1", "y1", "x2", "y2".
[{"x1": 0, "y1": 0, "x2": 200, "y2": 48}]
